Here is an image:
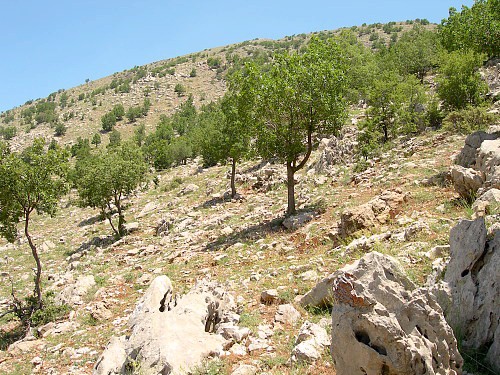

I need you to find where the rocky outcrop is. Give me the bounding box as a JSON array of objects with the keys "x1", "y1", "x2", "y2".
[
  {"x1": 339, "y1": 188, "x2": 408, "y2": 236},
  {"x1": 327, "y1": 252, "x2": 462, "y2": 375},
  {"x1": 55, "y1": 275, "x2": 96, "y2": 306},
  {"x1": 451, "y1": 131, "x2": 500, "y2": 213},
  {"x1": 443, "y1": 218, "x2": 499, "y2": 372},
  {"x1": 454, "y1": 131, "x2": 498, "y2": 168},
  {"x1": 313, "y1": 134, "x2": 357, "y2": 174},
  {"x1": 94, "y1": 276, "x2": 237, "y2": 375}
]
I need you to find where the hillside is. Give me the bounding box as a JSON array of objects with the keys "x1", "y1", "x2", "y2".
[
  {"x1": 1, "y1": 12, "x2": 499, "y2": 375},
  {"x1": 0, "y1": 20, "x2": 434, "y2": 151}
]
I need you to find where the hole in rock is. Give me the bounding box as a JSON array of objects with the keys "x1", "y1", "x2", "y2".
[
  {"x1": 355, "y1": 330, "x2": 371, "y2": 345},
  {"x1": 461, "y1": 269, "x2": 469, "y2": 277}
]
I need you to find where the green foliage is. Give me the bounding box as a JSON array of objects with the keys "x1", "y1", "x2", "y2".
[
  {"x1": 70, "y1": 137, "x2": 91, "y2": 159},
  {"x1": 174, "y1": 83, "x2": 186, "y2": 96},
  {"x1": 91, "y1": 132, "x2": 102, "y2": 148},
  {"x1": 207, "y1": 56, "x2": 222, "y2": 69},
  {"x1": 112, "y1": 104, "x2": 125, "y2": 120},
  {"x1": 30, "y1": 291, "x2": 69, "y2": 326},
  {"x1": 34, "y1": 101, "x2": 58, "y2": 125},
  {"x1": 442, "y1": 106, "x2": 498, "y2": 134},
  {"x1": 54, "y1": 122, "x2": 67, "y2": 136},
  {"x1": 0, "y1": 125, "x2": 17, "y2": 140},
  {"x1": 73, "y1": 142, "x2": 148, "y2": 238},
  {"x1": 437, "y1": 50, "x2": 488, "y2": 110},
  {"x1": 390, "y1": 25, "x2": 441, "y2": 80},
  {"x1": 189, "y1": 68, "x2": 197, "y2": 77},
  {"x1": 134, "y1": 124, "x2": 146, "y2": 147},
  {"x1": 439, "y1": 0, "x2": 499, "y2": 58},
  {"x1": 250, "y1": 37, "x2": 348, "y2": 214},
  {"x1": 101, "y1": 111, "x2": 116, "y2": 132},
  {"x1": 59, "y1": 92, "x2": 69, "y2": 109},
  {"x1": 0, "y1": 139, "x2": 69, "y2": 313},
  {"x1": 126, "y1": 100, "x2": 150, "y2": 123},
  {"x1": 108, "y1": 129, "x2": 122, "y2": 148}
]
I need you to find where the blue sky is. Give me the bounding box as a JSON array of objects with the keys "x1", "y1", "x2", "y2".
[{"x1": 0, "y1": 0, "x2": 473, "y2": 112}]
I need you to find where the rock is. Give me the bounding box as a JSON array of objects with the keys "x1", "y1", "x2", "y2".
[
  {"x1": 345, "y1": 232, "x2": 391, "y2": 252},
  {"x1": 260, "y1": 289, "x2": 282, "y2": 305},
  {"x1": 455, "y1": 131, "x2": 498, "y2": 168},
  {"x1": 8, "y1": 339, "x2": 46, "y2": 355},
  {"x1": 313, "y1": 133, "x2": 357, "y2": 174},
  {"x1": 217, "y1": 323, "x2": 250, "y2": 343},
  {"x1": 299, "y1": 270, "x2": 319, "y2": 282},
  {"x1": 88, "y1": 301, "x2": 113, "y2": 321},
  {"x1": 472, "y1": 188, "x2": 500, "y2": 216},
  {"x1": 231, "y1": 364, "x2": 258, "y2": 375},
  {"x1": 340, "y1": 189, "x2": 408, "y2": 236},
  {"x1": 444, "y1": 218, "x2": 499, "y2": 372},
  {"x1": 155, "y1": 217, "x2": 173, "y2": 236},
  {"x1": 450, "y1": 165, "x2": 484, "y2": 199},
  {"x1": 300, "y1": 251, "x2": 413, "y2": 309},
  {"x1": 291, "y1": 321, "x2": 330, "y2": 364},
  {"x1": 40, "y1": 240, "x2": 56, "y2": 253},
  {"x1": 247, "y1": 337, "x2": 269, "y2": 353},
  {"x1": 476, "y1": 138, "x2": 500, "y2": 189},
  {"x1": 230, "y1": 343, "x2": 248, "y2": 356},
  {"x1": 94, "y1": 276, "x2": 237, "y2": 375},
  {"x1": 123, "y1": 222, "x2": 139, "y2": 233},
  {"x1": 282, "y1": 212, "x2": 315, "y2": 230},
  {"x1": 330, "y1": 252, "x2": 463, "y2": 375},
  {"x1": 426, "y1": 245, "x2": 450, "y2": 260},
  {"x1": 137, "y1": 201, "x2": 159, "y2": 218},
  {"x1": 178, "y1": 183, "x2": 199, "y2": 196},
  {"x1": 274, "y1": 304, "x2": 301, "y2": 325},
  {"x1": 56, "y1": 275, "x2": 96, "y2": 306}
]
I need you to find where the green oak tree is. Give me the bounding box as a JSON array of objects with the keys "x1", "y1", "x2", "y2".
[
  {"x1": 73, "y1": 142, "x2": 148, "y2": 238},
  {"x1": 0, "y1": 139, "x2": 69, "y2": 320},
  {"x1": 251, "y1": 37, "x2": 348, "y2": 215}
]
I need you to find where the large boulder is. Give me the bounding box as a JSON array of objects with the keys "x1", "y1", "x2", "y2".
[
  {"x1": 339, "y1": 188, "x2": 408, "y2": 237},
  {"x1": 476, "y1": 138, "x2": 500, "y2": 190},
  {"x1": 329, "y1": 252, "x2": 462, "y2": 375},
  {"x1": 444, "y1": 218, "x2": 499, "y2": 372},
  {"x1": 94, "y1": 276, "x2": 236, "y2": 375},
  {"x1": 454, "y1": 131, "x2": 498, "y2": 168},
  {"x1": 449, "y1": 165, "x2": 484, "y2": 199}
]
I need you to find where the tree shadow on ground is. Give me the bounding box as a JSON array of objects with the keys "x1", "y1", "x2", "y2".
[
  {"x1": 66, "y1": 235, "x2": 116, "y2": 256},
  {"x1": 194, "y1": 192, "x2": 245, "y2": 210},
  {"x1": 203, "y1": 216, "x2": 285, "y2": 252},
  {"x1": 77, "y1": 214, "x2": 102, "y2": 227}
]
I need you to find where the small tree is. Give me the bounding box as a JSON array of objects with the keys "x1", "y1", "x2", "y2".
[
  {"x1": 54, "y1": 122, "x2": 67, "y2": 136},
  {"x1": 91, "y1": 132, "x2": 102, "y2": 148},
  {"x1": 437, "y1": 50, "x2": 488, "y2": 110},
  {"x1": 108, "y1": 129, "x2": 121, "y2": 148},
  {"x1": 251, "y1": 37, "x2": 348, "y2": 215},
  {"x1": 101, "y1": 112, "x2": 116, "y2": 132},
  {"x1": 73, "y1": 142, "x2": 148, "y2": 238},
  {"x1": 112, "y1": 104, "x2": 125, "y2": 121},
  {"x1": 0, "y1": 139, "x2": 68, "y2": 323}
]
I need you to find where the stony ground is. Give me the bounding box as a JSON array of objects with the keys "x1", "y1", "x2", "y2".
[{"x1": 0, "y1": 124, "x2": 477, "y2": 374}]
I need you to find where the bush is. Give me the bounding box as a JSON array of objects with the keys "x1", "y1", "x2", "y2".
[
  {"x1": 442, "y1": 106, "x2": 498, "y2": 134},
  {"x1": 174, "y1": 83, "x2": 186, "y2": 96},
  {"x1": 1, "y1": 126, "x2": 17, "y2": 140},
  {"x1": 112, "y1": 104, "x2": 125, "y2": 120},
  {"x1": 101, "y1": 112, "x2": 116, "y2": 132},
  {"x1": 190, "y1": 68, "x2": 197, "y2": 77},
  {"x1": 54, "y1": 122, "x2": 67, "y2": 136}
]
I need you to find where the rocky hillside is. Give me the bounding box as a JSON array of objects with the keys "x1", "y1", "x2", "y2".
[
  {"x1": 0, "y1": 21, "x2": 433, "y2": 151},
  {"x1": 1, "y1": 16, "x2": 499, "y2": 375}
]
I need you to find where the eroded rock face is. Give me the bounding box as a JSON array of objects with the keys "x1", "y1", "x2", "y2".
[
  {"x1": 329, "y1": 252, "x2": 463, "y2": 375},
  {"x1": 449, "y1": 165, "x2": 484, "y2": 200},
  {"x1": 94, "y1": 276, "x2": 236, "y2": 375},
  {"x1": 339, "y1": 188, "x2": 408, "y2": 237},
  {"x1": 444, "y1": 218, "x2": 499, "y2": 372},
  {"x1": 454, "y1": 131, "x2": 498, "y2": 168}
]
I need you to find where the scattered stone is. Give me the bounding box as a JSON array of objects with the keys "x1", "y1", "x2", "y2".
[
  {"x1": 231, "y1": 364, "x2": 258, "y2": 375},
  {"x1": 340, "y1": 188, "x2": 408, "y2": 236},
  {"x1": 291, "y1": 321, "x2": 330, "y2": 364},
  {"x1": 178, "y1": 183, "x2": 199, "y2": 196},
  {"x1": 425, "y1": 245, "x2": 450, "y2": 260},
  {"x1": 123, "y1": 222, "x2": 139, "y2": 233},
  {"x1": 55, "y1": 275, "x2": 96, "y2": 306},
  {"x1": 299, "y1": 270, "x2": 319, "y2": 282},
  {"x1": 450, "y1": 165, "x2": 484, "y2": 199},
  {"x1": 472, "y1": 188, "x2": 500, "y2": 217},
  {"x1": 8, "y1": 339, "x2": 46, "y2": 355},
  {"x1": 260, "y1": 289, "x2": 282, "y2": 305},
  {"x1": 88, "y1": 301, "x2": 113, "y2": 321},
  {"x1": 274, "y1": 304, "x2": 301, "y2": 325}
]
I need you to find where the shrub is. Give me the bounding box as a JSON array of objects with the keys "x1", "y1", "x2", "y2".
[
  {"x1": 174, "y1": 83, "x2": 186, "y2": 96},
  {"x1": 190, "y1": 68, "x2": 197, "y2": 77},
  {"x1": 1, "y1": 126, "x2": 17, "y2": 140},
  {"x1": 54, "y1": 122, "x2": 67, "y2": 136},
  {"x1": 101, "y1": 112, "x2": 116, "y2": 132},
  {"x1": 442, "y1": 106, "x2": 498, "y2": 134}
]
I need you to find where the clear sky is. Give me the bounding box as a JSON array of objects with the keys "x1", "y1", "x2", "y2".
[{"x1": 0, "y1": 0, "x2": 474, "y2": 112}]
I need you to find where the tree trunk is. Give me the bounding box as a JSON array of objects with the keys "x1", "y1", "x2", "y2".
[
  {"x1": 230, "y1": 158, "x2": 237, "y2": 198},
  {"x1": 286, "y1": 162, "x2": 296, "y2": 216},
  {"x1": 383, "y1": 123, "x2": 388, "y2": 142},
  {"x1": 116, "y1": 198, "x2": 125, "y2": 238},
  {"x1": 24, "y1": 212, "x2": 42, "y2": 310}
]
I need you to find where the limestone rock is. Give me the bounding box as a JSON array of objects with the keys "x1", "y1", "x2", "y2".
[
  {"x1": 472, "y1": 188, "x2": 500, "y2": 216},
  {"x1": 94, "y1": 276, "x2": 237, "y2": 375},
  {"x1": 55, "y1": 275, "x2": 96, "y2": 306},
  {"x1": 178, "y1": 183, "x2": 199, "y2": 196},
  {"x1": 450, "y1": 165, "x2": 484, "y2": 199},
  {"x1": 260, "y1": 289, "x2": 282, "y2": 305},
  {"x1": 444, "y1": 218, "x2": 499, "y2": 372},
  {"x1": 291, "y1": 321, "x2": 330, "y2": 363},
  {"x1": 476, "y1": 138, "x2": 500, "y2": 189},
  {"x1": 329, "y1": 252, "x2": 462, "y2": 375},
  {"x1": 274, "y1": 304, "x2": 301, "y2": 325},
  {"x1": 300, "y1": 251, "x2": 413, "y2": 309},
  {"x1": 340, "y1": 189, "x2": 408, "y2": 236},
  {"x1": 455, "y1": 131, "x2": 498, "y2": 168},
  {"x1": 231, "y1": 364, "x2": 258, "y2": 375}
]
